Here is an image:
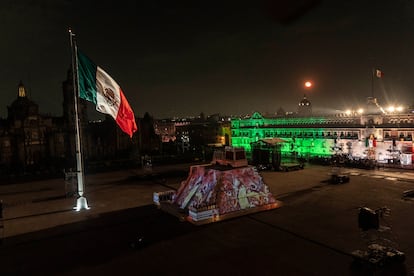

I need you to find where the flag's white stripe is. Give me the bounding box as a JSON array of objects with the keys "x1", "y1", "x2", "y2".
[{"x1": 95, "y1": 66, "x2": 121, "y2": 119}]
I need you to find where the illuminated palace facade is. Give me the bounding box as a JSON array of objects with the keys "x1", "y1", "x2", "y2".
[{"x1": 231, "y1": 96, "x2": 414, "y2": 163}]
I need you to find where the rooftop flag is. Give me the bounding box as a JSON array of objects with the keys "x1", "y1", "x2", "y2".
[
  {"x1": 375, "y1": 69, "x2": 384, "y2": 78},
  {"x1": 77, "y1": 51, "x2": 137, "y2": 138}
]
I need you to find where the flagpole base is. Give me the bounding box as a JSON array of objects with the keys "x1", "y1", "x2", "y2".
[{"x1": 74, "y1": 196, "x2": 90, "y2": 211}]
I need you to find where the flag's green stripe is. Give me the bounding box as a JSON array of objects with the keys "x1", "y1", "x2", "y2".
[{"x1": 77, "y1": 50, "x2": 98, "y2": 104}]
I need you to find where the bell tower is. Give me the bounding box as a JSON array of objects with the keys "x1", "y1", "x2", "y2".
[
  {"x1": 18, "y1": 81, "x2": 26, "y2": 98},
  {"x1": 298, "y1": 94, "x2": 312, "y2": 116}
]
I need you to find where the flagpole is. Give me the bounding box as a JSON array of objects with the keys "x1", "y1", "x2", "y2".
[
  {"x1": 69, "y1": 28, "x2": 89, "y2": 211},
  {"x1": 371, "y1": 67, "x2": 374, "y2": 98}
]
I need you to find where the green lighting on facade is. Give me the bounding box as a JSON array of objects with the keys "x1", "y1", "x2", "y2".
[{"x1": 231, "y1": 112, "x2": 359, "y2": 159}]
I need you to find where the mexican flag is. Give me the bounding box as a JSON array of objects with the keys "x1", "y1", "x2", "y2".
[
  {"x1": 77, "y1": 51, "x2": 137, "y2": 137},
  {"x1": 375, "y1": 69, "x2": 384, "y2": 78}
]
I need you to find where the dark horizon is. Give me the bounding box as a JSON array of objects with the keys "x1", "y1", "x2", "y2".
[{"x1": 2, "y1": 0, "x2": 414, "y2": 119}]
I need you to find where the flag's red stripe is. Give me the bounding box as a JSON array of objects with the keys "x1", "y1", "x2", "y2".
[{"x1": 115, "y1": 89, "x2": 137, "y2": 138}]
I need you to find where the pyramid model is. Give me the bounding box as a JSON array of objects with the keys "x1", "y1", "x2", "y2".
[{"x1": 173, "y1": 165, "x2": 278, "y2": 217}]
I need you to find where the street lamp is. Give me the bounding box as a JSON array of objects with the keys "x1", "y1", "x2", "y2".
[
  {"x1": 387, "y1": 106, "x2": 395, "y2": 113},
  {"x1": 386, "y1": 105, "x2": 404, "y2": 113}
]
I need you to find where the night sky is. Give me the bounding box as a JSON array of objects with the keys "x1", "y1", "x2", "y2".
[{"x1": 2, "y1": 0, "x2": 414, "y2": 119}]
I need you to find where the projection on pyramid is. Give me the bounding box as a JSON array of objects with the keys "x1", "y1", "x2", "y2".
[{"x1": 154, "y1": 147, "x2": 282, "y2": 225}]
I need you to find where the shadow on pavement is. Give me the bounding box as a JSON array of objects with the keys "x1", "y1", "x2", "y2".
[{"x1": 0, "y1": 204, "x2": 200, "y2": 275}]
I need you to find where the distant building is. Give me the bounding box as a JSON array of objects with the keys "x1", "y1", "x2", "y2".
[
  {"x1": 0, "y1": 76, "x2": 140, "y2": 177},
  {"x1": 0, "y1": 81, "x2": 66, "y2": 174},
  {"x1": 154, "y1": 118, "x2": 176, "y2": 143},
  {"x1": 2, "y1": 75, "x2": 235, "y2": 177},
  {"x1": 155, "y1": 114, "x2": 231, "y2": 155},
  {"x1": 231, "y1": 96, "x2": 414, "y2": 164}
]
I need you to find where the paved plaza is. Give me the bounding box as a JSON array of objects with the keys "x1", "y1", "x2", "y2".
[{"x1": 1, "y1": 164, "x2": 414, "y2": 275}]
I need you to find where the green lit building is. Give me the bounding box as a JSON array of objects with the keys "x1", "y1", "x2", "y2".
[
  {"x1": 231, "y1": 111, "x2": 359, "y2": 159},
  {"x1": 231, "y1": 96, "x2": 414, "y2": 163}
]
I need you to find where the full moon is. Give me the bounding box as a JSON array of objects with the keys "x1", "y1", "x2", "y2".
[{"x1": 304, "y1": 81, "x2": 312, "y2": 88}]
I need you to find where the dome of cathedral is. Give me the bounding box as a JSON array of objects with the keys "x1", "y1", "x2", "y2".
[{"x1": 7, "y1": 81, "x2": 39, "y2": 121}]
